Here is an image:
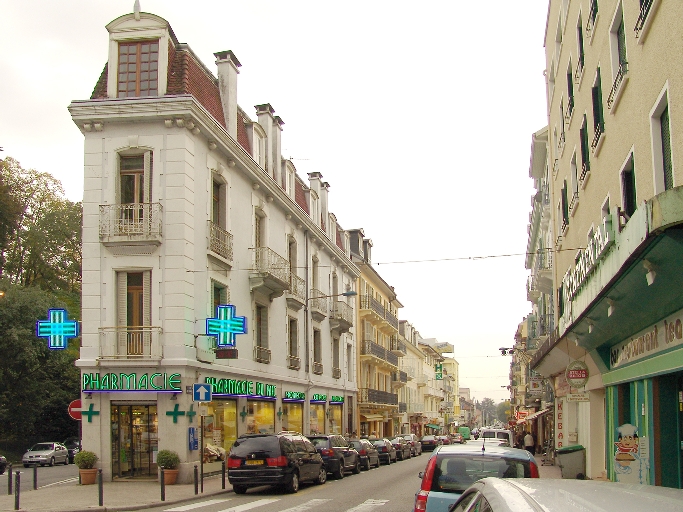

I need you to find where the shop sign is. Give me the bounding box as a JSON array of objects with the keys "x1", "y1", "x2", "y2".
[
  {"x1": 529, "y1": 377, "x2": 543, "y2": 396},
  {"x1": 566, "y1": 393, "x2": 589, "y2": 402},
  {"x1": 330, "y1": 395, "x2": 344, "y2": 403},
  {"x1": 610, "y1": 308, "x2": 683, "y2": 369},
  {"x1": 565, "y1": 360, "x2": 589, "y2": 388},
  {"x1": 515, "y1": 410, "x2": 529, "y2": 420},
  {"x1": 311, "y1": 393, "x2": 327, "y2": 402},
  {"x1": 36, "y1": 308, "x2": 79, "y2": 350},
  {"x1": 82, "y1": 372, "x2": 181, "y2": 392},
  {"x1": 205, "y1": 377, "x2": 276, "y2": 398},
  {"x1": 561, "y1": 216, "x2": 614, "y2": 304},
  {"x1": 435, "y1": 364, "x2": 443, "y2": 380},
  {"x1": 206, "y1": 304, "x2": 247, "y2": 348},
  {"x1": 284, "y1": 391, "x2": 306, "y2": 401}
]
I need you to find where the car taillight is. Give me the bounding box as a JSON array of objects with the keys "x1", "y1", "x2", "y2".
[
  {"x1": 359, "y1": 449, "x2": 367, "y2": 455},
  {"x1": 382, "y1": 447, "x2": 388, "y2": 452},
  {"x1": 420, "y1": 455, "x2": 437, "y2": 491},
  {"x1": 321, "y1": 449, "x2": 334, "y2": 456},
  {"x1": 530, "y1": 460, "x2": 540, "y2": 478},
  {"x1": 414, "y1": 490, "x2": 428, "y2": 512},
  {"x1": 266, "y1": 456, "x2": 288, "y2": 467},
  {"x1": 227, "y1": 457, "x2": 242, "y2": 468}
]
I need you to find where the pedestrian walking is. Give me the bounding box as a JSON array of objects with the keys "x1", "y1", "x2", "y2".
[{"x1": 524, "y1": 431, "x2": 535, "y2": 455}]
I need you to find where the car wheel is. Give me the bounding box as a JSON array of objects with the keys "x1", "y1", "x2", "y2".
[
  {"x1": 286, "y1": 471, "x2": 299, "y2": 493},
  {"x1": 376, "y1": 457, "x2": 381, "y2": 468},
  {"x1": 333, "y1": 459, "x2": 345, "y2": 479},
  {"x1": 233, "y1": 485, "x2": 247, "y2": 495},
  {"x1": 363, "y1": 459, "x2": 370, "y2": 471},
  {"x1": 49, "y1": 457, "x2": 55, "y2": 467},
  {"x1": 316, "y1": 465, "x2": 327, "y2": 485},
  {"x1": 352, "y1": 460, "x2": 361, "y2": 474},
  {"x1": 64, "y1": 457, "x2": 69, "y2": 465}
]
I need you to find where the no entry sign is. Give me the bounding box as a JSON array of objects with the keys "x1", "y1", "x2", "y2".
[{"x1": 68, "y1": 399, "x2": 82, "y2": 420}]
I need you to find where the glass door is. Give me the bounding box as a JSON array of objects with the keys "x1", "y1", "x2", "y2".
[{"x1": 111, "y1": 404, "x2": 158, "y2": 478}]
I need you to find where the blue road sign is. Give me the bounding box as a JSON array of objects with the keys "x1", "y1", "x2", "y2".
[{"x1": 193, "y1": 383, "x2": 212, "y2": 402}]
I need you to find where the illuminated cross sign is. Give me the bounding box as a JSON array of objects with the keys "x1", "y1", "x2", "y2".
[
  {"x1": 36, "y1": 309, "x2": 79, "y2": 350},
  {"x1": 206, "y1": 304, "x2": 247, "y2": 348}
]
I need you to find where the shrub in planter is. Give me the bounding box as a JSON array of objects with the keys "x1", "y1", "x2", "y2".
[
  {"x1": 74, "y1": 451, "x2": 98, "y2": 469},
  {"x1": 157, "y1": 450, "x2": 180, "y2": 485}
]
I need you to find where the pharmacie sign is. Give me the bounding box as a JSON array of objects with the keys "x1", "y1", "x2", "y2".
[
  {"x1": 562, "y1": 216, "x2": 614, "y2": 303},
  {"x1": 83, "y1": 372, "x2": 181, "y2": 392},
  {"x1": 610, "y1": 308, "x2": 683, "y2": 369},
  {"x1": 205, "y1": 377, "x2": 276, "y2": 398}
]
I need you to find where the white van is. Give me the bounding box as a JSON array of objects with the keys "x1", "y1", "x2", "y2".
[{"x1": 479, "y1": 428, "x2": 516, "y2": 447}]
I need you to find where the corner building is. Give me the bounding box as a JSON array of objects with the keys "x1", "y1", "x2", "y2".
[{"x1": 70, "y1": 10, "x2": 359, "y2": 482}]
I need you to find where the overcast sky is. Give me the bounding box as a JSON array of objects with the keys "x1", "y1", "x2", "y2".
[{"x1": 0, "y1": 0, "x2": 549, "y2": 404}]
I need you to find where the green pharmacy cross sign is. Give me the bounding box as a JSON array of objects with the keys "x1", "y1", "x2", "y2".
[
  {"x1": 435, "y1": 364, "x2": 443, "y2": 380},
  {"x1": 36, "y1": 309, "x2": 79, "y2": 350},
  {"x1": 206, "y1": 304, "x2": 247, "y2": 348}
]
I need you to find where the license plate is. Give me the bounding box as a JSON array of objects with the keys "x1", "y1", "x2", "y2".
[{"x1": 245, "y1": 460, "x2": 264, "y2": 465}]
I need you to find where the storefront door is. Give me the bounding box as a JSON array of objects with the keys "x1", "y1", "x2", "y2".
[{"x1": 111, "y1": 404, "x2": 158, "y2": 478}]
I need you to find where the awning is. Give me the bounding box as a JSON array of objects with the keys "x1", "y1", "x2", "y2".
[
  {"x1": 425, "y1": 423, "x2": 441, "y2": 429},
  {"x1": 361, "y1": 414, "x2": 384, "y2": 422},
  {"x1": 524, "y1": 408, "x2": 552, "y2": 422}
]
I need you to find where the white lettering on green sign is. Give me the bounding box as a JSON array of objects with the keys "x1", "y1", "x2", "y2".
[
  {"x1": 206, "y1": 377, "x2": 276, "y2": 397},
  {"x1": 330, "y1": 395, "x2": 344, "y2": 403},
  {"x1": 312, "y1": 394, "x2": 327, "y2": 401},
  {"x1": 82, "y1": 373, "x2": 181, "y2": 391},
  {"x1": 285, "y1": 391, "x2": 306, "y2": 400}
]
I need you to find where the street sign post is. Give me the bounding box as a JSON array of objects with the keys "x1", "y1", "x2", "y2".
[
  {"x1": 68, "y1": 399, "x2": 82, "y2": 420},
  {"x1": 193, "y1": 383, "x2": 212, "y2": 403}
]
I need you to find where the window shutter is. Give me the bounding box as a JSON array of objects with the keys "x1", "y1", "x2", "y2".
[
  {"x1": 143, "y1": 151, "x2": 151, "y2": 203},
  {"x1": 661, "y1": 106, "x2": 673, "y2": 190},
  {"x1": 117, "y1": 272, "x2": 128, "y2": 355},
  {"x1": 617, "y1": 19, "x2": 627, "y2": 67},
  {"x1": 260, "y1": 306, "x2": 269, "y2": 349},
  {"x1": 143, "y1": 270, "x2": 152, "y2": 354}
]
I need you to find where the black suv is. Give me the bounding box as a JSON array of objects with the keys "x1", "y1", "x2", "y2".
[
  {"x1": 227, "y1": 433, "x2": 326, "y2": 494},
  {"x1": 308, "y1": 434, "x2": 361, "y2": 479},
  {"x1": 63, "y1": 437, "x2": 80, "y2": 464}
]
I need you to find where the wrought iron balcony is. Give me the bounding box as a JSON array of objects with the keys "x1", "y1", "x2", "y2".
[
  {"x1": 401, "y1": 365, "x2": 415, "y2": 379},
  {"x1": 330, "y1": 300, "x2": 353, "y2": 334},
  {"x1": 360, "y1": 295, "x2": 398, "y2": 331},
  {"x1": 208, "y1": 221, "x2": 233, "y2": 262},
  {"x1": 392, "y1": 371, "x2": 408, "y2": 386},
  {"x1": 586, "y1": 0, "x2": 598, "y2": 37},
  {"x1": 332, "y1": 367, "x2": 342, "y2": 379},
  {"x1": 399, "y1": 402, "x2": 407, "y2": 413},
  {"x1": 591, "y1": 121, "x2": 605, "y2": 151},
  {"x1": 579, "y1": 159, "x2": 591, "y2": 185},
  {"x1": 312, "y1": 362, "x2": 324, "y2": 375},
  {"x1": 358, "y1": 388, "x2": 398, "y2": 406},
  {"x1": 635, "y1": 0, "x2": 654, "y2": 38},
  {"x1": 390, "y1": 336, "x2": 407, "y2": 356},
  {"x1": 249, "y1": 247, "x2": 290, "y2": 300},
  {"x1": 569, "y1": 191, "x2": 579, "y2": 215},
  {"x1": 538, "y1": 314, "x2": 555, "y2": 337},
  {"x1": 99, "y1": 203, "x2": 162, "y2": 243},
  {"x1": 360, "y1": 340, "x2": 398, "y2": 369},
  {"x1": 565, "y1": 96, "x2": 574, "y2": 122},
  {"x1": 98, "y1": 326, "x2": 162, "y2": 360},
  {"x1": 416, "y1": 375, "x2": 427, "y2": 387},
  {"x1": 286, "y1": 273, "x2": 305, "y2": 311},
  {"x1": 309, "y1": 289, "x2": 328, "y2": 322},
  {"x1": 254, "y1": 345, "x2": 271, "y2": 364},
  {"x1": 287, "y1": 355, "x2": 301, "y2": 370},
  {"x1": 407, "y1": 402, "x2": 424, "y2": 414},
  {"x1": 607, "y1": 61, "x2": 628, "y2": 109}
]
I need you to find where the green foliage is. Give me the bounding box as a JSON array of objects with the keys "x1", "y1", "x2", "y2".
[
  {"x1": 497, "y1": 400, "x2": 512, "y2": 423},
  {"x1": 156, "y1": 450, "x2": 180, "y2": 469},
  {"x1": 74, "y1": 450, "x2": 98, "y2": 469}
]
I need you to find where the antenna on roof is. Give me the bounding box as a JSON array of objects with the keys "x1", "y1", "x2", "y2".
[{"x1": 134, "y1": 0, "x2": 141, "y2": 20}]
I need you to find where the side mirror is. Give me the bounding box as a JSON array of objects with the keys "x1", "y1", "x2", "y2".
[{"x1": 418, "y1": 471, "x2": 424, "y2": 479}]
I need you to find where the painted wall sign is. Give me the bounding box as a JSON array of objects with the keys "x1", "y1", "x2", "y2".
[
  {"x1": 36, "y1": 308, "x2": 79, "y2": 350},
  {"x1": 562, "y1": 216, "x2": 614, "y2": 304},
  {"x1": 206, "y1": 304, "x2": 247, "y2": 348},
  {"x1": 566, "y1": 393, "x2": 590, "y2": 402},
  {"x1": 82, "y1": 372, "x2": 181, "y2": 392},
  {"x1": 610, "y1": 308, "x2": 683, "y2": 369},
  {"x1": 311, "y1": 394, "x2": 327, "y2": 402},
  {"x1": 284, "y1": 391, "x2": 306, "y2": 400},
  {"x1": 565, "y1": 360, "x2": 589, "y2": 388},
  {"x1": 330, "y1": 395, "x2": 344, "y2": 403},
  {"x1": 205, "y1": 377, "x2": 276, "y2": 398}
]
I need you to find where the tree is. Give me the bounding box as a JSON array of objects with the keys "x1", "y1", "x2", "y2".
[
  {"x1": 497, "y1": 400, "x2": 511, "y2": 423},
  {"x1": 0, "y1": 170, "x2": 22, "y2": 275}
]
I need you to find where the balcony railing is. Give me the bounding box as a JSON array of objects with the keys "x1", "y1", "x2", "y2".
[
  {"x1": 569, "y1": 191, "x2": 579, "y2": 215},
  {"x1": 401, "y1": 365, "x2": 415, "y2": 379},
  {"x1": 538, "y1": 314, "x2": 555, "y2": 337},
  {"x1": 416, "y1": 375, "x2": 428, "y2": 387},
  {"x1": 574, "y1": 54, "x2": 584, "y2": 84},
  {"x1": 360, "y1": 295, "x2": 398, "y2": 330},
  {"x1": 208, "y1": 221, "x2": 233, "y2": 261},
  {"x1": 358, "y1": 388, "x2": 398, "y2": 406},
  {"x1": 586, "y1": 0, "x2": 598, "y2": 37},
  {"x1": 399, "y1": 402, "x2": 407, "y2": 413},
  {"x1": 99, "y1": 203, "x2": 162, "y2": 239},
  {"x1": 535, "y1": 248, "x2": 553, "y2": 272},
  {"x1": 287, "y1": 355, "x2": 301, "y2": 370},
  {"x1": 332, "y1": 367, "x2": 342, "y2": 379},
  {"x1": 390, "y1": 336, "x2": 406, "y2": 356},
  {"x1": 635, "y1": 0, "x2": 654, "y2": 38},
  {"x1": 565, "y1": 96, "x2": 574, "y2": 122},
  {"x1": 309, "y1": 289, "x2": 329, "y2": 315},
  {"x1": 607, "y1": 61, "x2": 628, "y2": 109},
  {"x1": 579, "y1": 159, "x2": 591, "y2": 185},
  {"x1": 312, "y1": 362, "x2": 324, "y2": 375},
  {"x1": 98, "y1": 326, "x2": 162, "y2": 359},
  {"x1": 254, "y1": 345, "x2": 271, "y2": 364},
  {"x1": 360, "y1": 340, "x2": 398, "y2": 368},
  {"x1": 331, "y1": 300, "x2": 353, "y2": 325},
  {"x1": 286, "y1": 273, "x2": 305, "y2": 311},
  {"x1": 591, "y1": 121, "x2": 604, "y2": 151},
  {"x1": 407, "y1": 403, "x2": 424, "y2": 414},
  {"x1": 392, "y1": 371, "x2": 408, "y2": 384},
  {"x1": 250, "y1": 247, "x2": 290, "y2": 299}
]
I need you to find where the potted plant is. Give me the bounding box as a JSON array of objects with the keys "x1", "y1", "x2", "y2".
[
  {"x1": 156, "y1": 449, "x2": 180, "y2": 484},
  {"x1": 73, "y1": 450, "x2": 99, "y2": 485}
]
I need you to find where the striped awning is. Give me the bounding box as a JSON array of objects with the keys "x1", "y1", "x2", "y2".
[
  {"x1": 426, "y1": 423, "x2": 441, "y2": 429},
  {"x1": 523, "y1": 408, "x2": 552, "y2": 423}
]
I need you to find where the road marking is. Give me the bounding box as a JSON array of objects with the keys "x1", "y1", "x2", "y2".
[
  {"x1": 165, "y1": 499, "x2": 231, "y2": 511},
  {"x1": 217, "y1": 498, "x2": 280, "y2": 512},
  {"x1": 344, "y1": 499, "x2": 390, "y2": 512},
  {"x1": 278, "y1": 499, "x2": 332, "y2": 512},
  {"x1": 39, "y1": 477, "x2": 79, "y2": 487}
]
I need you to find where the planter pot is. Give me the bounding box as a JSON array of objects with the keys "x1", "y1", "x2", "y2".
[
  {"x1": 162, "y1": 468, "x2": 179, "y2": 485},
  {"x1": 79, "y1": 468, "x2": 98, "y2": 485}
]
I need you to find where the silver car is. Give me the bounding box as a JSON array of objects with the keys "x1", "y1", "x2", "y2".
[
  {"x1": 22, "y1": 442, "x2": 69, "y2": 467},
  {"x1": 449, "y1": 478, "x2": 683, "y2": 512}
]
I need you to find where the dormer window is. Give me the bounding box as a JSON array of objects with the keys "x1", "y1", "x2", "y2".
[{"x1": 117, "y1": 40, "x2": 159, "y2": 98}]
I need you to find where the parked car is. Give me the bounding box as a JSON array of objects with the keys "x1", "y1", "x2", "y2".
[
  {"x1": 391, "y1": 437, "x2": 412, "y2": 460},
  {"x1": 402, "y1": 433, "x2": 423, "y2": 456},
  {"x1": 451, "y1": 433, "x2": 464, "y2": 444},
  {"x1": 421, "y1": 435, "x2": 442, "y2": 451},
  {"x1": 478, "y1": 429, "x2": 515, "y2": 448},
  {"x1": 448, "y1": 478, "x2": 683, "y2": 512},
  {"x1": 63, "y1": 437, "x2": 81, "y2": 464},
  {"x1": 413, "y1": 442, "x2": 539, "y2": 512},
  {"x1": 227, "y1": 433, "x2": 326, "y2": 494},
  {"x1": 437, "y1": 435, "x2": 452, "y2": 446},
  {"x1": 350, "y1": 439, "x2": 380, "y2": 470},
  {"x1": 309, "y1": 434, "x2": 361, "y2": 479},
  {"x1": 0, "y1": 454, "x2": 7, "y2": 475},
  {"x1": 372, "y1": 438, "x2": 398, "y2": 465},
  {"x1": 22, "y1": 442, "x2": 69, "y2": 467}
]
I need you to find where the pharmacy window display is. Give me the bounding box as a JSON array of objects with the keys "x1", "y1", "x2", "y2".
[
  {"x1": 310, "y1": 403, "x2": 325, "y2": 434},
  {"x1": 246, "y1": 400, "x2": 275, "y2": 434},
  {"x1": 203, "y1": 400, "x2": 236, "y2": 462},
  {"x1": 282, "y1": 402, "x2": 304, "y2": 433}
]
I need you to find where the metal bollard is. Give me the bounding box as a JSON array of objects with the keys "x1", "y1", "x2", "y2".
[
  {"x1": 33, "y1": 464, "x2": 38, "y2": 490},
  {"x1": 194, "y1": 465, "x2": 198, "y2": 495},
  {"x1": 221, "y1": 460, "x2": 226, "y2": 490},
  {"x1": 7, "y1": 463, "x2": 12, "y2": 495},
  {"x1": 98, "y1": 469, "x2": 103, "y2": 506},
  {"x1": 14, "y1": 471, "x2": 20, "y2": 511},
  {"x1": 160, "y1": 467, "x2": 165, "y2": 502}
]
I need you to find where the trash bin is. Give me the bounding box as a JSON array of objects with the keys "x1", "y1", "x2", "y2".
[{"x1": 556, "y1": 444, "x2": 586, "y2": 479}]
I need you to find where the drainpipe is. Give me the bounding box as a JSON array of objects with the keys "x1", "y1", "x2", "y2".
[{"x1": 305, "y1": 230, "x2": 312, "y2": 435}]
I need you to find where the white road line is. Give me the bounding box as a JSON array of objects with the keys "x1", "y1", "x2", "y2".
[
  {"x1": 343, "y1": 499, "x2": 390, "y2": 512},
  {"x1": 278, "y1": 498, "x2": 332, "y2": 512},
  {"x1": 39, "y1": 477, "x2": 79, "y2": 487},
  {"x1": 217, "y1": 498, "x2": 281, "y2": 512},
  {"x1": 165, "y1": 499, "x2": 231, "y2": 511}
]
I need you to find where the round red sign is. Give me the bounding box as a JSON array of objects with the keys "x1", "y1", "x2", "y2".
[
  {"x1": 565, "y1": 360, "x2": 590, "y2": 388},
  {"x1": 68, "y1": 399, "x2": 82, "y2": 420}
]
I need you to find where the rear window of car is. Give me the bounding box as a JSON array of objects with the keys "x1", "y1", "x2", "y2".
[
  {"x1": 350, "y1": 441, "x2": 362, "y2": 449},
  {"x1": 422, "y1": 436, "x2": 436, "y2": 441},
  {"x1": 309, "y1": 438, "x2": 329, "y2": 448},
  {"x1": 229, "y1": 436, "x2": 281, "y2": 457},
  {"x1": 430, "y1": 454, "x2": 531, "y2": 493}
]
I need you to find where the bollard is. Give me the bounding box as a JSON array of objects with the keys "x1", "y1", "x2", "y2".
[
  {"x1": 33, "y1": 464, "x2": 38, "y2": 490},
  {"x1": 222, "y1": 460, "x2": 226, "y2": 490},
  {"x1": 160, "y1": 467, "x2": 165, "y2": 502},
  {"x1": 14, "y1": 470, "x2": 20, "y2": 511},
  {"x1": 98, "y1": 469, "x2": 103, "y2": 506},
  {"x1": 7, "y1": 463, "x2": 12, "y2": 495},
  {"x1": 194, "y1": 465, "x2": 198, "y2": 495}
]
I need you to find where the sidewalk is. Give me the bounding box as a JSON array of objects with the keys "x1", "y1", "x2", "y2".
[
  {"x1": 534, "y1": 455, "x2": 562, "y2": 479},
  {"x1": 0, "y1": 474, "x2": 232, "y2": 512}
]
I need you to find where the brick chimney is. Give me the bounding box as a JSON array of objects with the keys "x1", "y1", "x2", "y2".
[
  {"x1": 256, "y1": 104, "x2": 275, "y2": 178},
  {"x1": 214, "y1": 51, "x2": 241, "y2": 139}
]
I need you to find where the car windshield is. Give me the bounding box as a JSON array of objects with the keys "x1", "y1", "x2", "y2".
[
  {"x1": 229, "y1": 436, "x2": 280, "y2": 458},
  {"x1": 430, "y1": 454, "x2": 531, "y2": 493},
  {"x1": 31, "y1": 444, "x2": 53, "y2": 451}
]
